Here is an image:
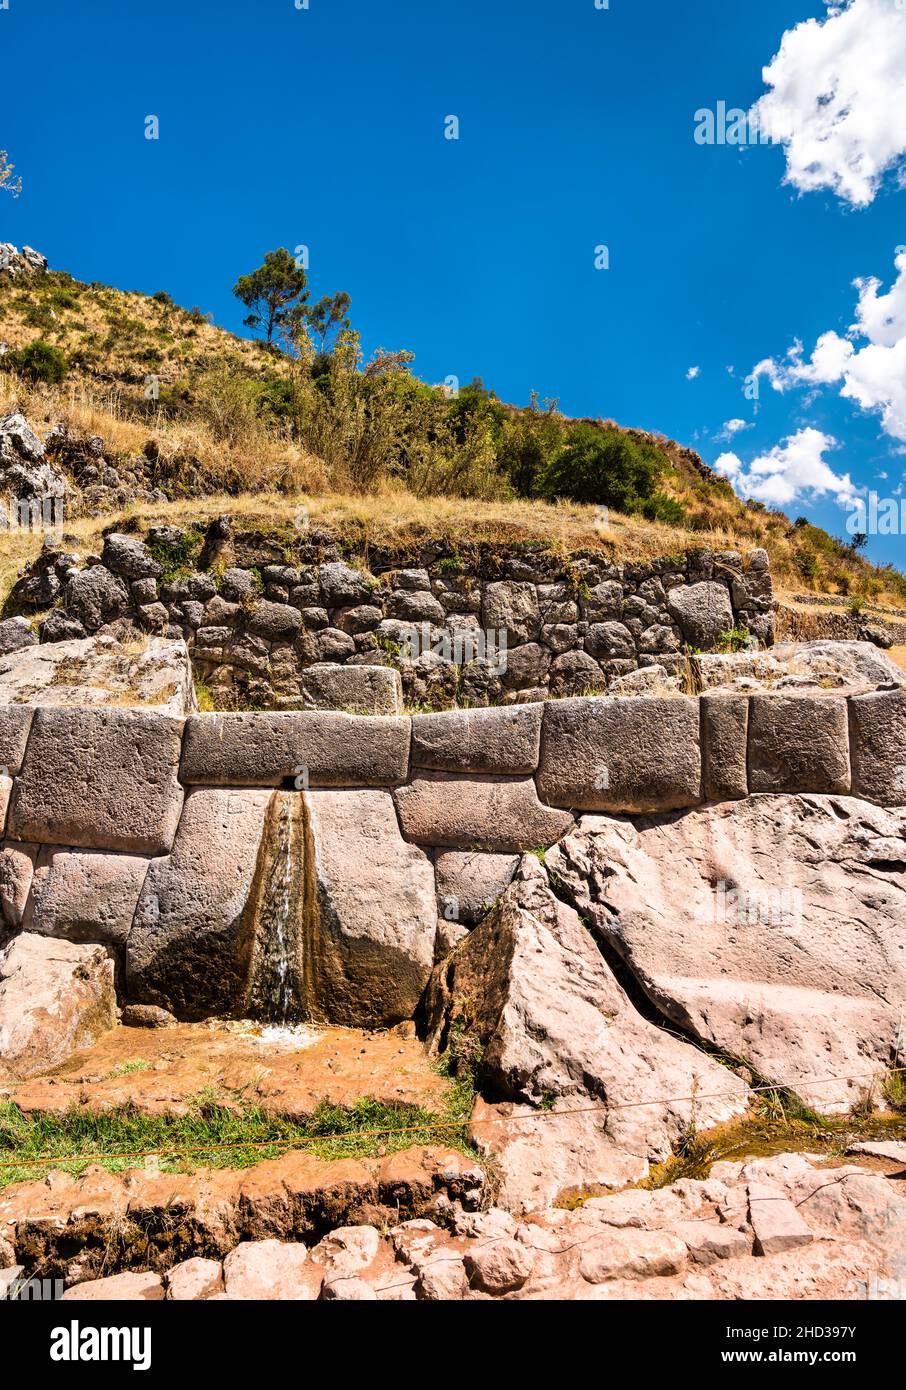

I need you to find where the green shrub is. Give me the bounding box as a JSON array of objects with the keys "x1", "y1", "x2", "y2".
[
  {"x1": 540, "y1": 422, "x2": 670, "y2": 515},
  {"x1": 3, "y1": 339, "x2": 67, "y2": 384}
]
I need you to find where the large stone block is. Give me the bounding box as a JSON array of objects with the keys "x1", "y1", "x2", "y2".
[
  {"x1": 304, "y1": 789, "x2": 438, "y2": 1027},
  {"x1": 22, "y1": 847, "x2": 151, "y2": 948},
  {"x1": 666, "y1": 581, "x2": 734, "y2": 649},
  {"x1": 0, "y1": 635, "x2": 196, "y2": 715},
  {"x1": 0, "y1": 934, "x2": 116, "y2": 1080},
  {"x1": 126, "y1": 787, "x2": 274, "y2": 1019},
  {"x1": 394, "y1": 773, "x2": 573, "y2": 851},
  {"x1": 180, "y1": 711, "x2": 410, "y2": 787},
  {"x1": 748, "y1": 694, "x2": 850, "y2": 795},
  {"x1": 298, "y1": 663, "x2": 402, "y2": 715},
  {"x1": 411, "y1": 704, "x2": 542, "y2": 775},
  {"x1": 849, "y1": 689, "x2": 906, "y2": 806},
  {"x1": 0, "y1": 842, "x2": 38, "y2": 928},
  {"x1": 537, "y1": 696, "x2": 702, "y2": 813},
  {"x1": 701, "y1": 693, "x2": 748, "y2": 801},
  {"x1": 434, "y1": 850, "x2": 519, "y2": 926},
  {"x1": 8, "y1": 708, "x2": 185, "y2": 855},
  {"x1": 0, "y1": 708, "x2": 33, "y2": 775}
]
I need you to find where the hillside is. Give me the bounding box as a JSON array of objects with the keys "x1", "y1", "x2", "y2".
[{"x1": 2, "y1": 247, "x2": 905, "y2": 615}]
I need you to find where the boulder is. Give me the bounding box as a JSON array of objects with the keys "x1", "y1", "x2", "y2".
[
  {"x1": 126, "y1": 788, "x2": 273, "y2": 1019},
  {"x1": 101, "y1": 534, "x2": 162, "y2": 582},
  {"x1": 537, "y1": 695, "x2": 701, "y2": 813},
  {"x1": 166, "y1": 1258, "x2": 223, "y2": 1301},
  {"x1": 411, "y1": 704, "x2": 542, "y2": 774},
  {"x1": 0, "y1": 618, "x2": 38, "y2": 658},
  {"x1": 318, "y1": 561, "x2": 372, "y2": 608},
  {"x1": 61, "y1": 1272, "x2": 164, "y2": 1301},
  {"x1": 0, "y1": 412, "x2": 67, "y2": 503},
  {"x1": 304, "y1": 789, "x2": 437, "y2": 1027},
  {"x1": 481, "y1": 581, "x2": 541, "y2": 645},
  {"x1": 222, "y1": 1240, "x2": 320, "y2": 1300},
  {"x1": 546, "y1": 795, "x2": 906, "y2": 1110},
  {"x1": 666, "y1": 581, "x2": 734, "y2": 649},
  {"x1": 425, "y1": 865, "x2": 748, "y2": 1209},
  {"x1": 64, "y1": 566, "x2": 131, "y2": 632},
  {"x1": 0, "y1": 934, "x2": 116, "y2": 1080},
  {"x1": 179, "y1": 710, "x2": 409, "y2": 786},
  {"x1": 394, "y1": 773, "x2": 573, "y2": 852},
  {"x1": 748, "y1": 1182, "x2": 813, "y2": 1256},
  {"x1": 8, "y1": 707, "x2": 185, "y2": 855},
  {"x1": 0, "y1": 635, "x2": 196, "y2": 715}
]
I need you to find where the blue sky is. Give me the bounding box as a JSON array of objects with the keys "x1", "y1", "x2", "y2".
[{"x1": 2, "y1": 0, "x2": 906, "y2": 564}]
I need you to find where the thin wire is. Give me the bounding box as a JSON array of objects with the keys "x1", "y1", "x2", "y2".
[{"x1": 1, "y1": 1065, "x2": 904, "y2": 1172}]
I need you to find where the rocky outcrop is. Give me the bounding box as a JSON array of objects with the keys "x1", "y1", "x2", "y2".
[
  {"x1": 546, "y1": 795, "x2": 906, "y2": 1111},
  {"x1": 0, "y1": 934, "x2": 116, "y2": 1080},
  {"x1": 0, "y1": 412, "x2": 67, "y2": 506},
  {"x1": 3, "y1": 1149, "x2": 904, "y2": 1300},
  {"x1": 426, "y1": 864, "x2": 749, "y2": 1208}
]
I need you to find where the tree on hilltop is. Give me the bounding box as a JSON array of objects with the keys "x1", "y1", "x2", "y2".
[{"x1": 233, "y1": 248, "x2": 309, "y2": 344}]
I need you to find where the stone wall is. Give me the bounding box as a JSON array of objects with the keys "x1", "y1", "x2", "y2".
[
  {"x1": 1, "y1": 684, "x2": 904, "y2": 1038},
  {"x1": 6, "y1": 521, "x2": 776, "y2": 709}
]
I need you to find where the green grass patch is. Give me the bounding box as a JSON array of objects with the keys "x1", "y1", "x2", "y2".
[{"x1": 0, "y1": 1092, "x2": 477, "y2": 1190}]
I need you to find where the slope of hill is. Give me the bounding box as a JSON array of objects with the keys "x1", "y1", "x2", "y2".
[{"x1": 2, "y1": 248, "x2": 904, "y2": 613}]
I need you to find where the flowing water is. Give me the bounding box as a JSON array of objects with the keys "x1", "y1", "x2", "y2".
[{"x1": 247, "y1": 791, "x2": 309, "y2": 1024}]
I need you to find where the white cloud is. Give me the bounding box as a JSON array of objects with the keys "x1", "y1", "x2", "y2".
[
  {"x1": 686, "y1": 365, "x2": 700, "y2": 380},
  {"x1": 750, "y1": 0, "x2": 906, "y2": 208},
  {"x1": 752, "y1": 247, "x2": 906, "y2": 442},
  {"x1": 714, "y1": 427, "x2": 858, "y2": 508},
  {"x1": 715, "y1": 417, "x2": 753, "y2": 442}
]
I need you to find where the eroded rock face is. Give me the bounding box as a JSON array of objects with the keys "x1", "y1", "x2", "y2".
[
  {"x1": 425, "y1": 863, "x2": 748, "y2": 1209},
  {"x1": 546, "y1": 795, "x2": 906, "y2": 1111},
  {"x1": 0, "y1": 934, "x2": 116, "y2": 1080}
]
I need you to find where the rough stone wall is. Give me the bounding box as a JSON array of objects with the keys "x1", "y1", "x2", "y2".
[
  {"x1": 1, "y1": 686, "x2": 904, "y2": 1026},
  {"x1": 7, "y1": 523, "x2": 775, "y2": 708}
]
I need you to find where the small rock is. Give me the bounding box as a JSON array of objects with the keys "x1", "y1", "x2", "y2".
[{"x1": 464, "y1": 1238, "x2": 534, "y2": 1294}]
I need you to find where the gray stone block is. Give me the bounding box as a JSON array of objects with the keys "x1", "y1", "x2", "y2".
[
  {"x1": 702, "y1": 693, "x2": 749, "y2": 801},
  {"x1": 412, "y1": 704, "x2": 542, "y2": 774},
  {"x1": 180, "y1": 710, "x2": 410, "y2": 786},
  {"x1": 298, "y1": 662, "x2": 402, "y2": 715},
  {"x1": 537, "y1": 696, "x2": 702, "y2": 812},
  {"x1": 748, "y1": 694, "x2": 850, "y2": 795},
  {"x1": 8, "y1": 708, "x2": 185, "y2": 854},
  {"x1": 394, "y1": 773, "x2": 573, "y2": 851},
  {"x1": 849, "y1": 688, "x2": 906, "y2": 806}
]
